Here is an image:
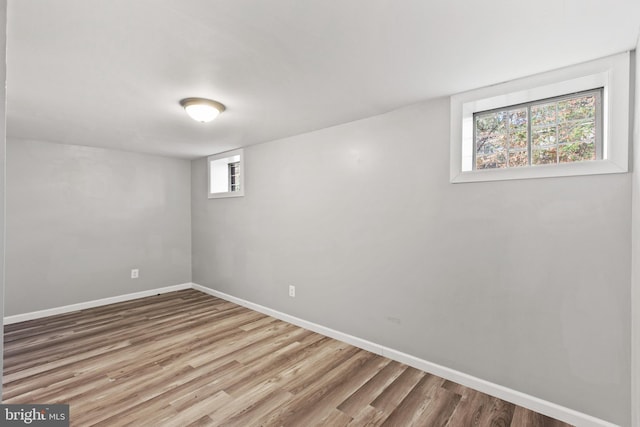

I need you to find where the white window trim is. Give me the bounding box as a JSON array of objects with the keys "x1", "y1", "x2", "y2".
[
  {"x1": 207, "y1": 148, "x2": 245, "y2": 198},
  {"x1": 450, "y1": 51, "x2": 630, "y2": 183}
]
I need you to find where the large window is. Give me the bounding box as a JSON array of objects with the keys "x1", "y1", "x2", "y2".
[
  {"x1": 474, "y1": 88, "x2": 602, "y2": 170},
  {"x1": 450, "y1": 52, "x2": 630, "y2": 183}
]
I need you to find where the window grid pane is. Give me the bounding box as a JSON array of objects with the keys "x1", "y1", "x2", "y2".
[
  {"x1": 228, "y1": 162, "x2": 240, "y2": 192},
  {"x1": 473, "y1": 88, "x2": 601, "y2": 171}
]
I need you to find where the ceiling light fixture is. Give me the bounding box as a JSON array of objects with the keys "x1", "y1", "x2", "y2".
[{"x1": 180, "y1": 97, "x2": 226, "y2": 123}]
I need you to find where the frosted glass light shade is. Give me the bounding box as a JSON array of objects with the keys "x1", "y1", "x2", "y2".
[
  {"x1": 180, "y1": 98, "x2": 225, "y2": 123},
  {"x1": 185, "y1": 104, "x2": 219, "y2": 122}
]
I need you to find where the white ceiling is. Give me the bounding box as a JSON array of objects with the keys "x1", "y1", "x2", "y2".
[{"x1": 6, "y1": 0, "x2": 640, "y2": 159}]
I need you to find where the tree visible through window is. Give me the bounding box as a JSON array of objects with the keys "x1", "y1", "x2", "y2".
[{"x1": 474, "y1": 88, "x2": 602, "y2": 170}]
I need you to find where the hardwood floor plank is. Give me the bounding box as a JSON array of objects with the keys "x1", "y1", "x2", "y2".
[
  {"x1": 257, "y1": 350, "x2": 376, "y2": 426},
  {"x1": 441, "y1": 379, "x2": 469, "y2": 396},
  {"x1": 75, "y1": 357, "x2": 243, "y2": 424},
  {"x1": 4, "y1": 296, "x2": 243, "y2": 375},
  {"x1": 207, "y1": 378, "x2": 286, "y2": 425},
  {"x1": 101, "y1": 390, "x2": 228, "y2": 427},
  {"x1": 511, "y1": 406, "x2": 571, "y2": 427},
  {"x1": 338, "y1": 360, "x2": 406, "y2": 417},
  {"x1": 184, "y1": 415, "x2": 215, "y2": 427},
  {"x1": 4, "y1": 340, "x2": 132, "y2": 383},
  {"x1": 279, "y1": 343, "x2": 360, "y2": 394},
  {"x1": 415, "y1": 386, "x2": 462, "y2": 426},
  {"x1": 3, "y1": 289, "x2": 574, "y2": 427},
  {"x1": 481, "y1": 396, "x2": 516, "y2": 427},
  {"x1": 166, "y1": 362, "x2": 242, "y2": 412},
  {"x1": 278, "y1": 354, "x2": 390, "y2": 426},
  {"x1": 370, "y1": 366, "x2": 426, "y2": 415},
  {"x1": 446, "y1": 388, "x2": 494, "y2": 426},
  {"x1": 380, "y1": 373, "x2": 444, "y2": 426},
  {"x1": 317, "y1": 408, "x2": 354, "y2": 427},
  {"x1": 347, "y1": 405, "x2": 388, "y2": 426},
  {"x1": 238, "y1": 316, "x2": 278, "y2": 331},
  {"x1": 221, "y1": 334, "x2": 335, "y2": 397},
  {"x1": 216, "y1": 389, "x2": 294, "y2": 427}
]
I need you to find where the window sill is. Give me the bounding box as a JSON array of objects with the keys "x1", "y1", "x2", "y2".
[
  {"x1": 450, "y1": 159, "x2": 628, "y2": 183},
  {"x1": 208, "y1": 191, "x2": 245, "y2": 199}
]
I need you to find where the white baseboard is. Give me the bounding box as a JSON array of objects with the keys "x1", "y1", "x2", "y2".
[
  {"x1": 3, "y1": 282, "x2": 193, "y2": 325},
  {"x1": 192, "y1": 283, "x2": 618, "y2": 427}
]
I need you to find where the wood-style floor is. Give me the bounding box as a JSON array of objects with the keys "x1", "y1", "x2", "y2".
[{"x1": 3, "y1": 289, "x2": 572, "y2": 426}]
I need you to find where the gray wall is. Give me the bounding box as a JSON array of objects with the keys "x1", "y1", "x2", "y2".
[
  {"x1": 5, "y1": 139, "x2": 191, "y2": 316},
  {"x1": 0, "y1": 0, "x2": 7, "y2": 399},
  {"x1": 632, "y1": 43, "x2": 640, "y2": 427},
  {"x1": 192, "y1": 97, "x2": 631, "y2": 425}
]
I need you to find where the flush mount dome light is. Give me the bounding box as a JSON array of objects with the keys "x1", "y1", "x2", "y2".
[{"x1": 180, "y1": 97, "x2": 226, "y2": 123}]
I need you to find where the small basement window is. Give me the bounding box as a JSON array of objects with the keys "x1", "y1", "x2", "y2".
[
  {"x1": 450, "y1": 51, "x2": 630, "y2": 183},
  {"x1": 208, "y1": 148, "x2": 244, "y2": 198}
]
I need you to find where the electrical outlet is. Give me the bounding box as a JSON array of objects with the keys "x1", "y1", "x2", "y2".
[
  {"x1": 289, "y1": 285, "x2": 295, "y2": 298},
  {"x1": 131, "y1": 269, "x2": 139, "y2": 279}
]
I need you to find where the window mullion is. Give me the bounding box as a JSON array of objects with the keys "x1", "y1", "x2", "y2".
[
  {"x1": 527, "y1": 105, "x2": 532, "y2": 166},
  {"x1": 595, "y1": 90, "x2": 603, "y2": 160},
  {"x1": 506, "y1": 112, "x2": 510, "y2": 168},
  {"x1": 555, "y1": 102, "x2": 559, "y2": 164},
  {"x1": 472, "y1": 115, "x2": 477, "y2": 170}
]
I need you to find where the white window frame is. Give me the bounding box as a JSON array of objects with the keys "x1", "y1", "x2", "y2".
[
  {"x1": 207, "y1": 148, "x2": 244, "y2": 198},
  {"x1": 450, "y1": 51, "x2": 630, "y2": 183}
]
